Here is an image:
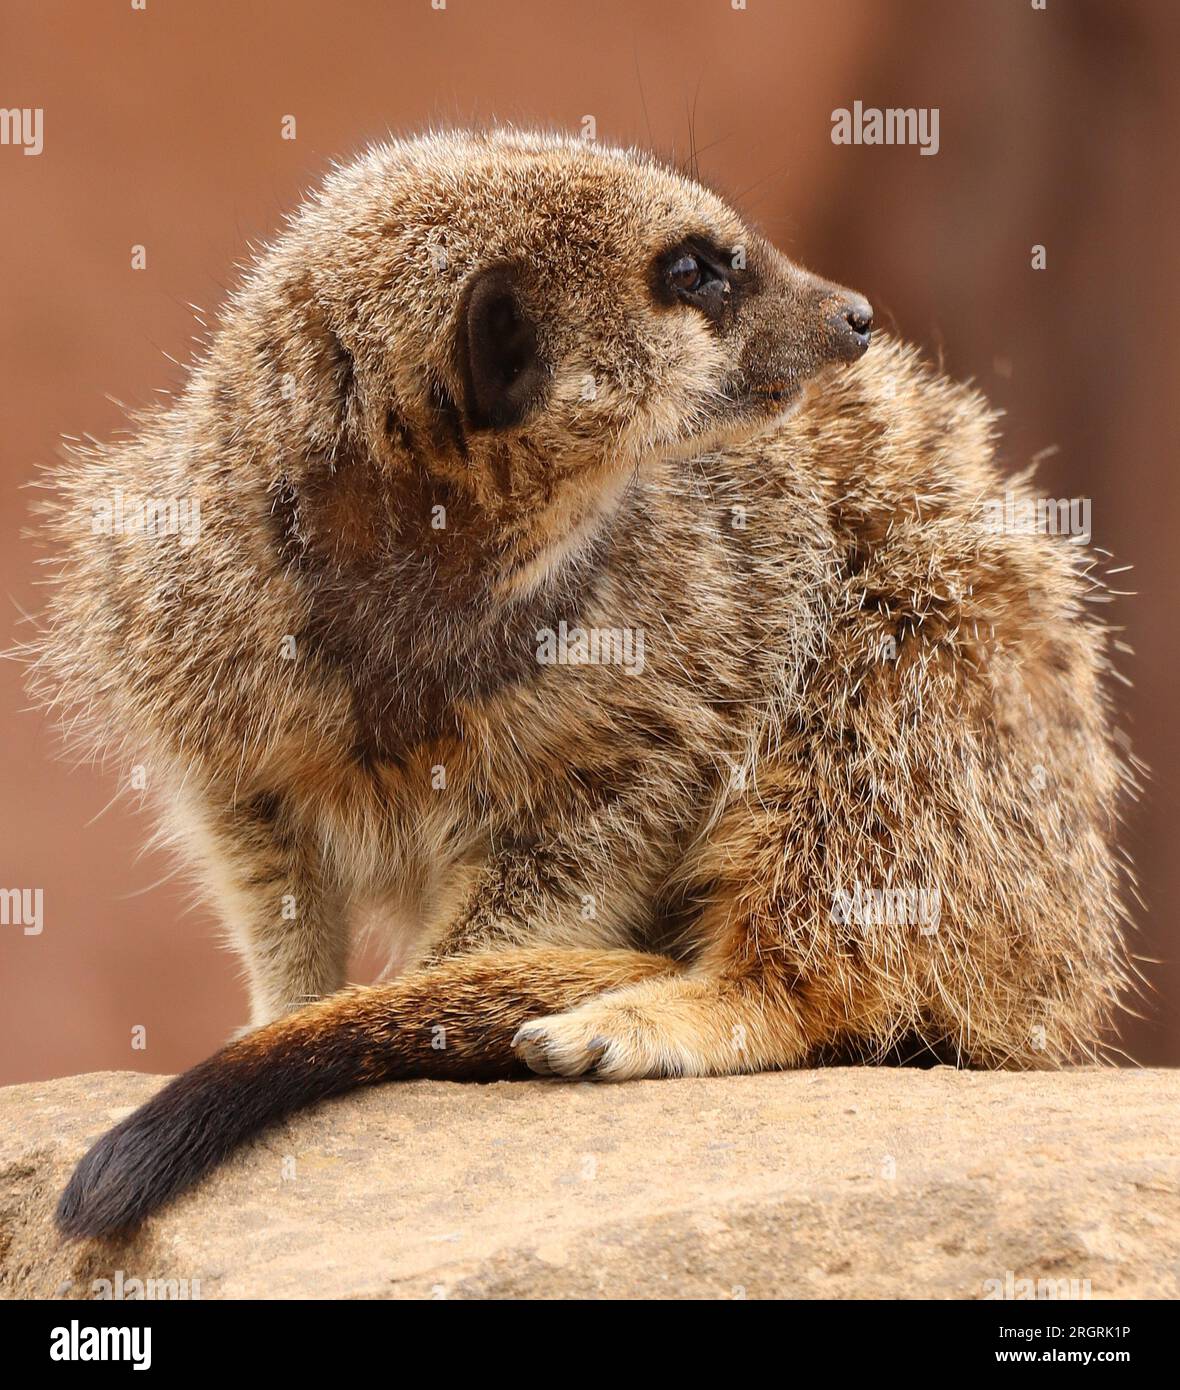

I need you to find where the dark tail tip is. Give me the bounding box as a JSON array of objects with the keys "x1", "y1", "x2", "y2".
[
  {"x1": 55, "y1": 1025, "x2": 360, "y2": 1240},
  {"x1": 56, "y1": 1113, "x2": 170, "y2": 1239},
  {"x1": 55, "y1": 1056, "x2": 241, "y2": 1239}
]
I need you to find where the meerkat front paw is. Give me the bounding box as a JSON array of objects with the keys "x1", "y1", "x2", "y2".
[{"x1": 512, "y1": 1001, "x2": 702, "y2": 1081}]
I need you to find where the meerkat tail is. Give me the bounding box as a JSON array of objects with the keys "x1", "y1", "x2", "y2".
[{"x1": 55, "y1": 947, "x2": 677, "y2": 1239}]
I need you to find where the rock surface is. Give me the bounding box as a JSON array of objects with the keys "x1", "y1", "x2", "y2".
[{"x1": 1, "y1": 1068, "x2": 1177, "y2": 1299}]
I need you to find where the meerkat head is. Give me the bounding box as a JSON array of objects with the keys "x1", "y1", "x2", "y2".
[{"x1": 234, "y1": 130, "x2": 870, "y2": 574}]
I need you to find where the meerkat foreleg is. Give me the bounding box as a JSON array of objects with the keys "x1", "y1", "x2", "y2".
[
  {"x1": 179, "y1": 792, "x2": 350, "y2": 1027},
  {"x1": 510, "y1": 964, "x2": 809, "y2": 1080}
]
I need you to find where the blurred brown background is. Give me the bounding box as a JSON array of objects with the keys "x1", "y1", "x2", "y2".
[{"x1": 1, "y1": 0, "x2": 1177, "y2": 1083}]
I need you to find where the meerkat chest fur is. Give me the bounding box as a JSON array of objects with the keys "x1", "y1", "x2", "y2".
[{"x1": 263, "y1": 434, "x2": 831, "y2": 911}]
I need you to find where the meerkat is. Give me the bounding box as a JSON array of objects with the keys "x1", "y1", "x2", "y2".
[{"x1": 28, "y1": 130, "x2": 1133, "y2": 1240}]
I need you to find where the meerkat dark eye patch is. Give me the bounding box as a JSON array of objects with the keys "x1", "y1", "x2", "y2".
[
  {"x1": 655, "y1": 240, "x2": 735, "y2": 317},
  {"x1": 459, "y1": 265, "x2": 546, "y2": 430}
]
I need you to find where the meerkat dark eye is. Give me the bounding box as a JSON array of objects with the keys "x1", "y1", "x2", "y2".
[
  {"x1": 668, "y1": 253, "x2": 704, "y2": 293},
  {"x1": 657, "y1": 242, "x2": 732, "y2": 319}
]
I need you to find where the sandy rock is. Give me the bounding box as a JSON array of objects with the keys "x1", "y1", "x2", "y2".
[{"x1": 1, "y1": 1067, "x2": 1176, "y2": 1299}]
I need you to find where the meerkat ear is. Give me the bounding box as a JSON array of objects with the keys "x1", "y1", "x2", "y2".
[{"x1": 459, "y1": 265, "x2": 546, "y2": 430}]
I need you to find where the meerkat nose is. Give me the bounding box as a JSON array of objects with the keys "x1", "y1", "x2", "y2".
[{"x1": 831, "y1": 294, "x2": 874, "y2": 361}]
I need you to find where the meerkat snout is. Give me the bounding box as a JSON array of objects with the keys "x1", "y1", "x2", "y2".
[
  {"x1": 782, "y1": 269, "x2": 874, "y2": 372},
  {"x1": 717, "y1": 250, "x2": 874, "y2": 421},
  {"x1": 832, "y1": 292, "x2": 874, "y2": 360}
]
